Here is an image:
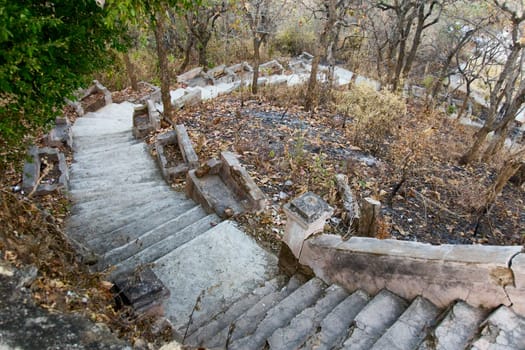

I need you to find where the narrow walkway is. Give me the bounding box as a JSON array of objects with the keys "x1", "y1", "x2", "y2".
[{"x1": 66, "y1": 102, "x2": 278, "y2": 334}]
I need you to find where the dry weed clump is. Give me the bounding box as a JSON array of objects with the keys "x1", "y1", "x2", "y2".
[{"x1": 335, "y1": 84, "x2": 406, "y2": 157}]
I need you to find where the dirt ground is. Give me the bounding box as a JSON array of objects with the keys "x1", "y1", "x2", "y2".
[{"x1": 165, "y1": 86, "x2": 524, "y2": 251}]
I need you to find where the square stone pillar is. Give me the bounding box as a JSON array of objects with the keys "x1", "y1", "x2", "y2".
[{"x1": 283, "y1": 192, "x2": 334, "y2": 258}]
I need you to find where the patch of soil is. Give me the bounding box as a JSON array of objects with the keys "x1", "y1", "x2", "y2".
[
  {"x1": 163, "y1": 143, "x2": 184, "y2": 168},
  {"x1": 39, "y1": 155, "x2": 61, "y2": 185},
  {"x1": 81, "y1": 91, "x2": 105, "y2": 113},
  {"x1": 170, "y1": 89, "x2": 524, "y2": 249},
  {"x1": 112, "y1": 82, "x2": 157, "y2": 104},
  {"x1": 134, "y1": 114, "x2": 149, "y2": 128}
]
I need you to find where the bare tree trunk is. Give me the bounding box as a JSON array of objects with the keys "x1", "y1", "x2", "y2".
[
  {"x1": 251, "y1": 38, "x2": 261, "y2": 95},
  {"x1": 123, "y1": 52, "x2": 139, "y2": 91},
  {"x1": 153, "y1": 10, "x2": 174, "y2": 120},
  {"x1": 456, "y1": 81, "x2": 472, "y2": 120},
  {"x1": 197, "y1": 43, "x2": 208, "y2": 69},
  {"x1": 483, "y1": 124, "x2": 510, "y2": 162},
  {"x1": 483, "y1": 159, "x2": 522, "y2": 208},
  {"x1": 305, "y1": 54, "x2": 320, "y2": 111},
  {"x1": 460, "y1": 126, "x2": 490, "y2": 164},
  {"x1": 178, "y1": 35, "x2": 194, "y2": 74}
]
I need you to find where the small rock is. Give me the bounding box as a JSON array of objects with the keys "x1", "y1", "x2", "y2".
[
  {"x1": 12, "y1": 184, "x2": 21, "y2": 193},
  {"x1": 17, "y1": 265, "x2": 38, "y2": 289},
  {"x1": 279, "y1": 191, "x2": 289, "y2": 200},
  {"x1": 330, "y1": 217, "x2": 342, "y2": 225},
  {"x1": 224, "y1": 207, "x2": 234, "y2": 218},
  {"x1": 284, "y1": 180, "x2": 293, "y2": 187}
]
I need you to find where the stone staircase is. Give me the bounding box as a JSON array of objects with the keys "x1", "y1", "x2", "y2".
[
  {"x1": 66, "y1": 103, "x2": 525, "y2": 349},
  {"x1": 182, "y1": 274, "x2": 524, "y2": 350},
  {"x1": 67, "y1": 102, "x2": 278, "y2": 334}
]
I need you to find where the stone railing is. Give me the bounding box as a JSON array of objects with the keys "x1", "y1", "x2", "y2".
[{"x1": 282, "y1": 192, "x2": 525, "y2": 316}]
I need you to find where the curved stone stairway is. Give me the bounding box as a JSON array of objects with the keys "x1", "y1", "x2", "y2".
[{"x1": 66, "y1": 103, "x2": 525, "y2": 349}]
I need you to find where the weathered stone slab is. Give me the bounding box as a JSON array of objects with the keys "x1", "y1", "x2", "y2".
[
  {"x1": 283, "y1": 193, "x2": 333, "y2": 258},
  {"x1": 112, "y1": 267, "x2": 170, "y2": 316},
  {"x1": 299, "y1": 235, "x2": 523, "y2": 312},
  {"x1": 227, "y1": 62, "x2": 253, "y2": 81},
  {"x1": 470, "y1": 306, "x2": 525, "y2": 350},
  {"x1": 260, "y1": 60, "x2": 284, "y2": 76},
  {"x1": 177, "y1": 67, "x2": 205, "y2": 84},
  {"x1": 47, "y1": 117, "x2": 73, "y2": 148},
  {"x1": 175, "y1": 124, "x2": 199, "y2": 168},
  {"x1": 81, "y1": 80, "x2": 112, "y2": 112},
  {"x1": 132, "y1": 104, "x2": 152, "y2": 139},
  {"x1": 186, "y1": 152, "x2": 267, "y2": 218},
  {"x1": 208, "y1": 65, "x2": 236, "y2": 84},
  {"x1": 418, "y1": 301, "x2": 486, "y2": 350},
  {"x1": 137, "y1": 81, "x2": 161, "y2": 104},
  {"x1": 146, "y1": 100, "x2": 161, "y2": 131},
  {"x1": 155, "y1": 125, "x2": 198, "y2": 182},
  {"x1": 508, "y1": 252, "x2": 525, "y2": 315},
  {"x1": 173, "y1": 89, "x2": 202, "y2": 109},
  {"x1": 22, "y1": 147, "x2": 69, "y2": 196}
]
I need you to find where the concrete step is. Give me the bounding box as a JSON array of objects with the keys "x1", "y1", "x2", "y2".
[
  {"x1": 185, "y1": 277, "x2": 286, "y2": 347},
  {"x1": 341, "y1": 289, "x2": 408, "y2": 350},
  {"x1": 72, "y1": 119, "x2": 131, "y2": 137},
  {"x1": 71, "y1": 142, "x2": 150, "y2": 164},
  {"x1": 101, "y1": 207, "x2": 213, "y2": 272},
  {"x1": 70, "y1": 187, "x2": 175, "y2": 217},
  {"x1": 267, "y1": 284, "x2": 349, "y2": 350},
  {"x1": 229, "y1": 277, "x2": 327, "y2": 350},
  {"x1": 81, "y1": 102, "x2": 136, "y2": 121},
  {"x1": 300, "y1": 290, "x2": 370, "y2": 350},
  {"x1": 470, "y1": 306, "x2": 525, "y2": 350},
  {"x1": 153, "y1": 221, "x2": 279, "y2": 337},
  {"x1": 67, "y1": 196, "x2": 182, "y2": 242},
  {"x1": 68, "y1": 191, "x2": 175, "y2": 227},
  {"x1": 68, "y1": 171, "x2": 161, "y2": 191},
  {"x1": 70, "y1": 161, "x2": 154, "y2": 179},
  {"x1": 73, "y1": 129, "x2": 134, "y2": 146},
  {"x1": 86, "y1": 201, "x2": 197, "y2": 253},
  {"x1": 73, "y1": 133, "x2": 137, "y2": 153},
  {"x1": 371, "y1": 296, "x2": 440, "y2": 350},
  {"x1": 202, "y1": 275, "x2": 305, "y2": 349},
  {"x1": 67, "y1": 184, "x2": 168, "y2": 203},
  {"x1": 418, "y1": 301, "x2": 486, "y2": 350},
  {"x1": 70, "y1": 186, "x2": 181, "y2": 215},
  {"x1": 69, "y1": 170, "x2": 162, "y2": 191}
]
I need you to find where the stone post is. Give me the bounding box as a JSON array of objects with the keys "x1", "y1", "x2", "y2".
[{"x1": 283, "y1": 192, "x2": 334, "y2": 259}]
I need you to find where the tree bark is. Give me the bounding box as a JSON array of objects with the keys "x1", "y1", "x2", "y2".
[
  {"x1": 251, "y1": 38, "x2": 261, "y2": 95},
  {"x1": 153, "y1": 9, "x2": 174, "y2": 121},
  {"x1": 123, "y1": 52, "x2": 139, "y2": 91},
  {"x1": 483, "y1": 159, "x2": 522, "y2": 209},
  {"x1": 305, "y1": 54, "x2": 320, "y2": 111},
  {"x1": 460, "y1": 126, "x2": 490, "y2": 164}
]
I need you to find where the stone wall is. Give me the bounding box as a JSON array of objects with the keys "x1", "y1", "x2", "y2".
[{"x1": 297, "y1": 234, "x2": 525, "y2": 316}]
